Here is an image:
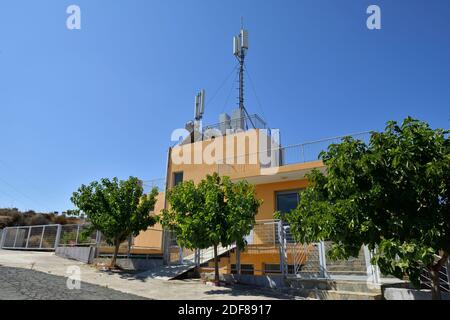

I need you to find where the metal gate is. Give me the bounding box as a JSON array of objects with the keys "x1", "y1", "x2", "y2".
[
  {"x1": 280, "y1": 223, "x2": 382, "y2": 283},
  {"x1": 0, "y1": 224, "x2": 99, "y2": 251},
  {"x1": 0, "y1": 224, "x2": 61, "y2": 251}
]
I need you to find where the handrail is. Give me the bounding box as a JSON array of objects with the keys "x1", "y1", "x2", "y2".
[
  {"x1": 203, "y1": 113, "x2": 267, "y2": 131},
  {"x1": 215, "y1": 131, "x2": 372, "y2": 166}
]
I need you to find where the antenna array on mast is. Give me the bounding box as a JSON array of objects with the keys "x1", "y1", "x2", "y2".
[
  {"x1": 194, "y1": 89, "x2": 205, "y2": 121},
  {"x1": 233, "y1": 21, "x2": 252, "y2": 128}
]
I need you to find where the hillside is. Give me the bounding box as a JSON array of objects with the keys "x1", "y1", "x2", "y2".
[{"x1": 0, "y1": 208, "x2": 80, "y2": 228}]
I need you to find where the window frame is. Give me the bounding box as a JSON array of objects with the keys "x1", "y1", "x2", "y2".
[
  {"x1": 172, "y1": 171, "x2": 184, "y2": 187},
  {"x1": 275, "y1": 189, "x2": 302, "y2": 215}
]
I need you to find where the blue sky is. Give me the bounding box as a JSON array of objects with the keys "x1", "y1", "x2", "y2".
[{"x1": 0, "y1": 0, "x2": 449, "y2": 212}]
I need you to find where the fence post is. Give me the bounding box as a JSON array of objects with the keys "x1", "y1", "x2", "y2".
[
  {"x1": 364, "y1": 245, "x2": 373, "y2": 282},
  {"x1": 95, "y1": 230, "x2": 101, "y2": 258},
  {"x1": 179, "y1": 246, "x2": 184, "y2": 264},
  {"x1": 301, "y1": 145, "x2": 305, "y2": 163},
  {"x1": 0, "y1": 228, "x2": 6, "y2": 248},
  {"x1": 364, "y1": 246, "x2": 381, "y2": 284},
  {"x1": 446, "y1": 257, "x2": 450, "y2": 288},
  {"x1": 54, "y1": 225, "x2": 62, "y2": 249},
  {"x1": 278, "y1": 221, "x2": 287, "y2": 277},
  {"x1": 318, "y1": 241, "x2": 328, "y2": 278},
  {"x1": 25, "y1": 226, "x2": 32, "y2": 249},
  {"x1": 75, "y1": 224, "x2": 80, "y2": 245},
  {"x1": 194, "y1": 249, "x2": 199, "y2": 267},
  {"x1": 13, "y1": 227, "x2": 19, "y2": 248},
  {"x1": 236, "y1": 245, "x2": 241, "y2": 276},
  {"x1": 39, "y1": 225, "x2": 46, "y2": 249},
  {"x1": 127, "y1": 235, "x2": 132, "y2": 259},
  {"x1": 162, "y1": 230, "x2": 170, "y2": 265}
]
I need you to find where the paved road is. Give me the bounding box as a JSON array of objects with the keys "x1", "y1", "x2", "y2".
[
  {"x1": 0, "y1": 266, "x2": 148, "y2": 300},
  {"x1": 0, "y1": 250, "x2": 295, "y2": 300}
]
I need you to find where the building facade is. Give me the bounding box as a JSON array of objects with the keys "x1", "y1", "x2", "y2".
[{"x1": 132, "y1": 117, "x2": 347, "y2": 276}]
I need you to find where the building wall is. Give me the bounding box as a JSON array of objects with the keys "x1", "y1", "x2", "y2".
[
  {"x1": 202, "y1": 246, "x2": 302, "y2": 276},
  {"x1": 169, "y1": 129, "x2": 273, "y2": 186},
  {"x1": 133, "y1": 179, "x2": 309, "y2": 255},
  {"x1": 134, "y1": 129, "x2": 321, "y2": 261},
  {"x1": 133, "y1": 192, "x2": 165, "y2": 251},
  {"x1": 254, "y1": 179, "x2": 308, "y2": 220}
]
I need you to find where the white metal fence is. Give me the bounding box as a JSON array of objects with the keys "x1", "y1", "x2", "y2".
[
  {"x1": 0, "y1": 224, "x2": 97, "y2": 251},
  {"x1": 59, "y1": 224, "x2": 98, "y2": 247},
  {"x1": 277, "y1": 132, "x2": 370, "y2": 166},
  {"x1": 0, "y1": 223, "x2": 159, "y2": 259},
  {"x1": 420, "y1": 255, "x2": 450, "y2": 293},
  {"x1": 0, "y1": 224, "x2": 60, "y2": 250},
  {"x1": 164, "y1": 220, "x2": 449, "y2": 286}
]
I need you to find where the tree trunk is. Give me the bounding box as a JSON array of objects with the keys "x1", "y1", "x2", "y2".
[
  {"x1": 110, "y1": 239, "x2": 121, "y2": 269},
  {"x1": 213, "y1": 244, "x2": 220, "y2": 286}
]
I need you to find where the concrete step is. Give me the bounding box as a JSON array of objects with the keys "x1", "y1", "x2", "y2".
[
  {"x1": 296, "y1": 289, "x2": 382, "y2": 300},
  {"x1": 286, "y1": 278, "x2": 382, "y2": 294},
  {"x1": 136, "y1": 263, "x2": 196, "y2": 281}
]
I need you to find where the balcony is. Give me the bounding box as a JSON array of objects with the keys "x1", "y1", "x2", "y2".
[
  {"x1": 217, "y1": 131, "x2": 371, "y2": 183},
  {"x1": 155, "y1": 131, "x2": 372, "y2": 191}
]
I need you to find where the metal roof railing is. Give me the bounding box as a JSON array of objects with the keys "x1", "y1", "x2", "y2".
[
  {"x1": 143, "y1": 178, "x2": 166, "y2": 193},
  {"x1": 203, "y1": 113, "x2": 267, "y2": 132}
]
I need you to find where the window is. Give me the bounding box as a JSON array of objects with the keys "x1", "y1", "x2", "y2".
[
  {"x1": 264, "y1": 264, "x2": 282, "y2": 275},
  {"x1": 276, "y1": 190, "x2": 300, "y2": 214},
  {"x1": 173, "y1": 172, "x2": 184, "y2": 187},
  {"x1": 264, "y1": 264, "x2": 295, "y2": 275},
  {"x1": 275, "y1": 190, "x2": 300, "y2": 243},
  {"x1": 231, "y1": 264, "x2": 254, "y2": 275}
]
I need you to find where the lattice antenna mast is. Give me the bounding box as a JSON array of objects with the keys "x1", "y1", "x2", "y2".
[{"x1": 233, "y1": 22, "x2": 249, "y2": 117}]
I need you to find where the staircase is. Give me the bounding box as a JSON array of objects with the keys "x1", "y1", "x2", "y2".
[
  {"x1": 184, "y1": 244, "x2": 236, "y2": 266},
  {"x1": 291, "y1": 243, "x2": 322, "y2": 277},
  {"x1": 137, "y1": 244, "x2": 236, "y2": 280},
  {"x1": 325, "y1": 245, "x2": 367, "y2": 276},
  {"x1": 285, "y1": 278, "x2": 383, "y2": 300}
]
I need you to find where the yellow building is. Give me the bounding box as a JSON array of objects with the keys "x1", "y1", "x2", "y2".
[
  {"x1": 132, "y1": 119, "x2": 340, "y2": 276},
  {"x1": 132, "y1": 27, "x2": 367, "y2": 277}
]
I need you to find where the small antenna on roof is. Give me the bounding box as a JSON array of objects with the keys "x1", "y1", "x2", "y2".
[{"x1": 194, "y1": 89, "x2": 205, "y2": 121}]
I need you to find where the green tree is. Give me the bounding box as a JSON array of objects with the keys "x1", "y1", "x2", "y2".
[
  {"x1": 71, "y1": 177, "x2": 159, "y2": 268},
  {"x1": 160, "y1": 173, "x2": 261, "y2": 284},
  {"x1": 284, "y1": 118, "x2": 449, "y2": 299}
]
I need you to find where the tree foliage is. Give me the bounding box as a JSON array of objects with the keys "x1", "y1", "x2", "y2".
[
  {"x1": 284, "y1": 117, "x2": 449, "y2": 298},
  {"x1": 160, "y1": 173, "x2": 261, "y2": 283},
  {"x1": 71, "y1": 177, "x2": 159, "y2": 268}
]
